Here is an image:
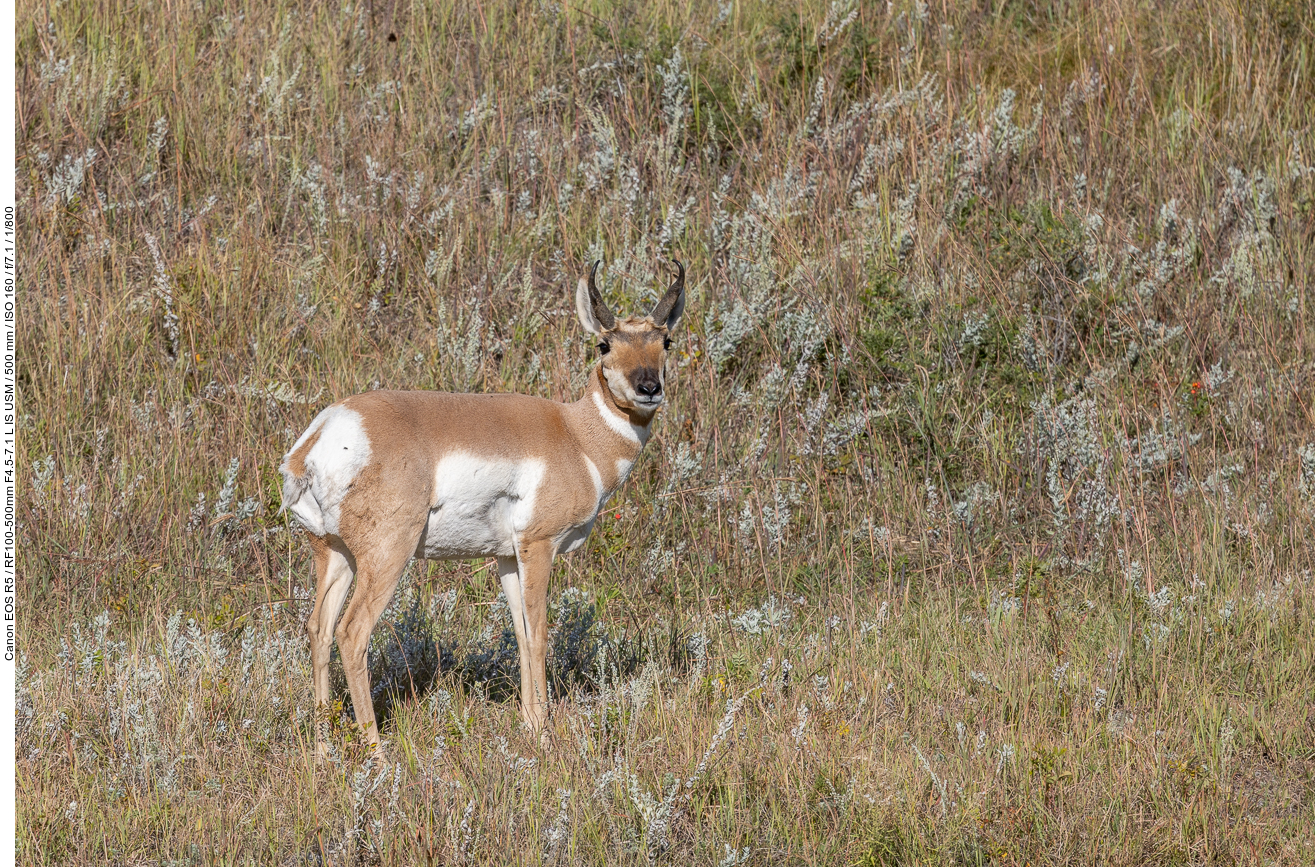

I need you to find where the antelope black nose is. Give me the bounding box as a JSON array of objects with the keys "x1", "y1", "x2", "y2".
[{"x1": 635, "y1": 379, "x2": 662, "y2": 397}]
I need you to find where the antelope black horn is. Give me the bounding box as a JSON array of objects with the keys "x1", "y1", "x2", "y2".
[
  {"x1": 649, "y1": 259, "x2": 686, "y2": 325},
  {"x1": 588, "y1": 260, "x2": 616, "y2": 331}
]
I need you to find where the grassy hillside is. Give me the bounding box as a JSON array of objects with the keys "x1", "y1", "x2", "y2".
[{"x1": 15, "y1": 0, "x2": 1315, "y2": 863}]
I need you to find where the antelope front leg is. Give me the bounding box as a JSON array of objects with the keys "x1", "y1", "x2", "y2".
[
  {"x1": 497, "y1": 556, "x2": 533, "y2": 719},
  {"x1": 514, "y1": 539, "x2": 555, "y2": 735}
]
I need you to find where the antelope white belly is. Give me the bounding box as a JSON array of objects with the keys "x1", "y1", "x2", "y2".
[{"x1": 418, "y1": 453, "x2": 546, "y2": 559}]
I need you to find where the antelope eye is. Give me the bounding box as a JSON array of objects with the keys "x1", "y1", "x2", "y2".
[
  {"x1": 663, "y1": 337, "x2": 672, "y2": 350},
  {"x1": 598, "y1": 341, "x2": 611, "y2": 355}
]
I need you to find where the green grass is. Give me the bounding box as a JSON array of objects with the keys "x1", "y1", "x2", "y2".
[{"x1": 15, "y1": 0, "x2": 1315, "y2": 863}]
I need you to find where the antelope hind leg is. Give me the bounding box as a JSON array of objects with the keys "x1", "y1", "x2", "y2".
[
  {"x1": 333, "y1": 539, "x2": 417, "y2": 750},
  {"x1": 306, "y1": 536, "x2": 355, "y2": 759}
]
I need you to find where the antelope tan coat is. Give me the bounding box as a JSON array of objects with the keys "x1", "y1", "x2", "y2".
[{"x1": 279, "y1": 261, "x2": 686, "y2": 750}]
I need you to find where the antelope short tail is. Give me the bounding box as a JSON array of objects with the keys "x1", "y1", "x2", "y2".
[{"x1": 279, "y1": 466, "x2": 312, "y2": 515}]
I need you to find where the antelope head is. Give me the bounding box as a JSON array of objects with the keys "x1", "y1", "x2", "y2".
[{"x1": 575, "y1": 260, "x2": 686, "y2": 419}]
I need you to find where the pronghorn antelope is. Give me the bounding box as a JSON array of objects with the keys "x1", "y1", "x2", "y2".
[{"x1": 280, "y1": 260, "x2": 686, "y2": 751}]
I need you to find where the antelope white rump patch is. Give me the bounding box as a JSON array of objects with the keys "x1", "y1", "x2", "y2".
[{"x1": 281, "y1": 404, "x2": 373, "y2": 536}]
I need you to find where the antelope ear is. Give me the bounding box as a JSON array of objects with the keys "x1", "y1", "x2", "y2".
[
  {"x1": 649, "y1": 259, "x2": 686, "y2": 331},
  {"x1": 576, "y1": 277, "x2": 603, "y2": 334},
  {"x1": 576, "y1": 260, "x2": 616, "y2": 335}
]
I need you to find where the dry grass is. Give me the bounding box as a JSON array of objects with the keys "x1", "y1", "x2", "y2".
[{"x1": 15, "y1": 0, "x2": 1315, "y2": 863}]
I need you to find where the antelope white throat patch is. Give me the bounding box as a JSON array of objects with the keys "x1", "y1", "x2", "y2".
[
  {"x1": 615, "y1": 457, "x2": 635, "y2": 486},
  {"x1": 582, "y1": 455, "x2": 604, "y2": 501},
  {"x1": 592, "y1": 391, "x2": 650, "y2": 445}
]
